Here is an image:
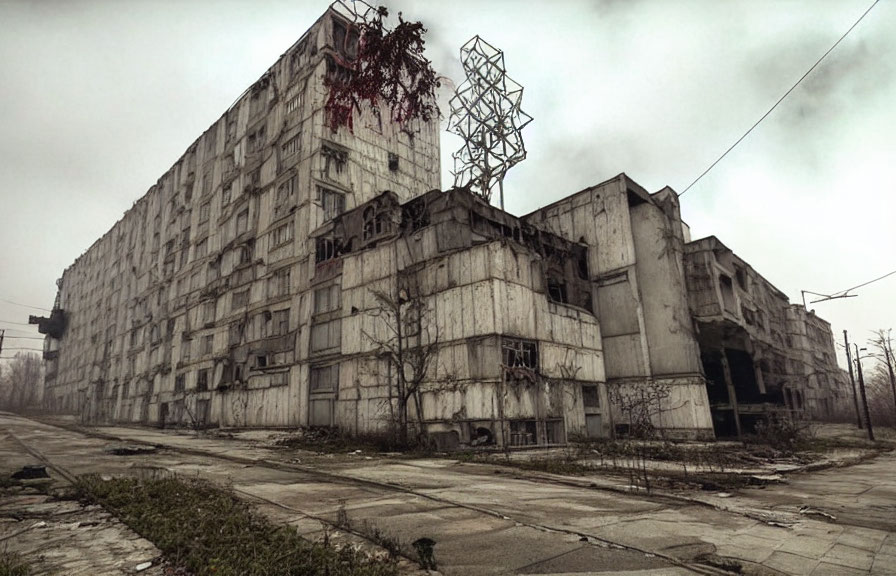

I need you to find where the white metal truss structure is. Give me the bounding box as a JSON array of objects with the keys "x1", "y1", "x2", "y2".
[{"x1": 448, "y1": 36, "x2": 532, "y2": 209}]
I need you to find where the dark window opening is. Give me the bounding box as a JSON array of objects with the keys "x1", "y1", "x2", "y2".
[
  {"x1": 509, "y1": 420, "x2": 538, "y2": 446},
  {"x1": 582, "y1": 386, "x2": 600, "y2": 409},
  {"x1": 388, "y1": 153, "x2": 399, "y2": 172},
  {"x1": 321, "y1": 144, "x2": 348, "y2": 179},
  {"x1": 502, "y1": 338, "x2": 538, "y2": 370},
  {"x1": 719, "y1": 274, "x2": 736, "y2": 313},
  {"x1": 734, "y1": 266, "x2": 747, "y2": 290},
  {"x1": 174, "y1": 374, "x2": 185, "y2": 394},
  {"x1": 316, "y1": 237, "x2": 337, "y2": 263},
  {"x1": 197, "y1": 369, "x2": 209, "y2": 392},
  {"x1": 547, "y1": 277, "x2": 568, "y2": 304}
]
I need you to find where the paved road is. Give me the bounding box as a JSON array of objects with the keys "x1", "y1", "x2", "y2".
[{"x1": 3, "y1": 413, "x2": 895, "y2": 576}]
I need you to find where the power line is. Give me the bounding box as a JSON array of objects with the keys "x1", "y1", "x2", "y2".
[
  {"x1": 0, "y1": 320, "x2": 37, "y2": 327},
  {"x1": 831, "y1": 268, "x2": 896, "y2": 297},
  {"x1": 5, "y1": 336, "x2": 45, "y2": 340},
  {"x1": 2, "y1": 347, "x2": 42, "y2": 351},
  {"x1": 679, "y1": 0, "x2": 881, "y2": 197},
  {"x1": 0, "y1": 298, "x2": 51, "y2": 312}
]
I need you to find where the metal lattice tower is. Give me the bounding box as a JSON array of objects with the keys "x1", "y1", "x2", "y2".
[{"x1": 448, "y1": 36, "x2": 532, "y2": 209}]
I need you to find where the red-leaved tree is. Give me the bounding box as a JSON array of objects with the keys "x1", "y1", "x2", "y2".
[{"x1": 324, "y1": 7, "x2": 440, "y2": 132}]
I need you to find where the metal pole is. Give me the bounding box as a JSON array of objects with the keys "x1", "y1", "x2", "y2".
[
  {"x1": 844, "y1": 330, "x2": 863, "y2": 429},
  {"x1": 884, "y1": 345, "x2": 896, "y2": 428},
  {"x1": 855, "y1": 344, "x2": 875, "y2": 441}
]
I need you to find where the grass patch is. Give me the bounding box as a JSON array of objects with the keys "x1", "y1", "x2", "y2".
[
  {"x1": 275, "y1": 427, "x2": 431, "y2": 455},
  {"x1": 0, "y1": 551, "x2": 31, "y2": 576},
  {"x1": 77, "y1": 474, "x2": 396, "y2": 576}
]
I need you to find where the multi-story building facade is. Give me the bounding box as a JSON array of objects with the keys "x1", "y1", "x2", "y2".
[
  {"x1": 36, "y1": 7, "x2": 439, "y2": 427},
  {"x1": 32, "y1": 6, "x2": 850, "y2": 444}
]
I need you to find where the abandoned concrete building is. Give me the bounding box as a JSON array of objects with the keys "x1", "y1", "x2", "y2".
[{"x1": 33, "y1": 6, "x2": 850, "y2": 446}]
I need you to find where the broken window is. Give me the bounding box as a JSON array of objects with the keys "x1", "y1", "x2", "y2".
[
  {"x1": 180, "y1": 339, "x2": 192, "y2": 363},
  {"x1": 509, "y1": 420, "x2": 538, "y2": 446},
  {"x1": 362, "y1": 206, "x2": 390, "y2": 242},
  {"x1": 502, "y1": 338, "x2": 538, "y2": 370},
  {"x1": 321, "y1": 144, "x2": 348, "y2": 180},
  {"x1": 315, "y1": 237, "x2": 337, "y2": 264},
  {"x1": 547, "y1": 276, "x2": 568, "y2": 305},
  {"x1": 174, "y1": 374, "x2": 185, "y2": 394},
  {"x1": 274, "y1": 176, "x2": 296, "y2": 218},
  {"x1": 388, "y1": 152, "x2": 399, "y2": 172},
  {"x1": 197, "y1": 369, "x2": 209, "y2": 392},
  {"x1": 317, "y1": 187, "x2": 345, "y2": 221},
  {"x1": 310, "y1": 364, "x2": 339, "y2": 392},
  {"x1": 332, "y1": 18, "x2": 359, "y2": 59},
  {"x1": 199, "y1": 201, "x2": 210, "y2": 223},
  {"x1": 195, "y1": 238, "x2": 208, "y2": 260}
]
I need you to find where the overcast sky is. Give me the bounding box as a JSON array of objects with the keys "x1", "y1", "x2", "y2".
[{"x1": 1, "y1": 0, "x2": 893, "y2": 370}]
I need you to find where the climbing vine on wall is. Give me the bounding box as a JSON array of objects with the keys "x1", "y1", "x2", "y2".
[{"x1": 324, "y1": 6, "x2": 440, "y2": 132}]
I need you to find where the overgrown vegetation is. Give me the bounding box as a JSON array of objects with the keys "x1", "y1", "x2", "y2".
[
  {"x1": 0, "y1": 551, "x2": 30, "y2": 576},
  {"x1": 335, "y1": 501, "x2": 436, "y2": 571},
  {"x1": 275, "y1": 426, "x2": 431, "y2": 454},
  {"x1": 77, "y1": 474, "x2": 397, "y2": 576},
  {"x1": 324, "y1": 6, "x2": 439, "y2": 132}
]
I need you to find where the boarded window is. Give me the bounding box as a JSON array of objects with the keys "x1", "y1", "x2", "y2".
[
  {"x1": 271, "y1": 309, "x2": 289, "y2": 336},
  {"x1": 228, "y1": 321, "x2": 244, "y2": 345},
  {"x1": 231, "y1": 289, "x2": 249, "y2": 310},
  {"x1": 313, "y1": 284, "x2": 341, "y2": 315},
  {"x1": 267, "y1": 267, "x2": 291, "y2": 298},
  {"x1": 201, "y1": 334, "x2": 213, "y2": 356},
  {"x1": 174, "y1": 374, "x2": 186, "y2": 393},
  {"x1": 310, "y1": 320, "x2": 341, "y2": 352},
  {"x1": 236, "y1": 209, "x2": 249, "y2": 235},
  {"x1": 310, "y1": 364, "x2": 339, "y2": 392}
]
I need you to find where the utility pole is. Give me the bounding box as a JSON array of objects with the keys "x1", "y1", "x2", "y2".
[
  {"x1": 884, "y1": 345, "x2": 896, "y2": 427},
  {"x1": 844, "y1": 330, "x2": 863, "y2": 429},
  {"x1": 855, "y1": 344, "x2": 874, "y2": 441}
]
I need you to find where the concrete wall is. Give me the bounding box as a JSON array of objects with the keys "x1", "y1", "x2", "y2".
[{"x1": 41, "y1": 8, "x2": 440, "y2": 428}]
